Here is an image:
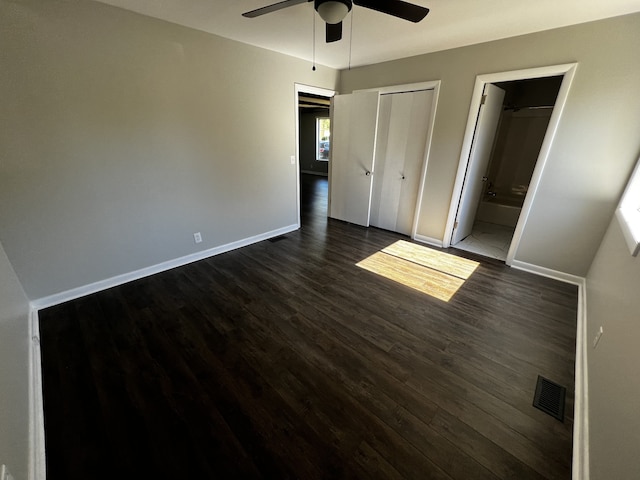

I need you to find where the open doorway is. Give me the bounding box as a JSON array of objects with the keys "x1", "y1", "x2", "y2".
[
  {"x1": 294, "y1": 85, "x2": 334, "y2": 227},
  {"x1": 454, "y1": 76, "x2": 562, "y2": 260},
  {"x1": 444, "y1": 64, "x2": 577, "y2": 264}
]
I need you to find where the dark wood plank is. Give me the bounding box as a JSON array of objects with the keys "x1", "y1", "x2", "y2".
[{"x1": 38, "y1": 174, "x2": 577, "y2": 479}]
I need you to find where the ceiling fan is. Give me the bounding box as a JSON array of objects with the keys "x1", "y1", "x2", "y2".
[{"x1": 242, "y1": 0, "x2": 430, "y2": 43}]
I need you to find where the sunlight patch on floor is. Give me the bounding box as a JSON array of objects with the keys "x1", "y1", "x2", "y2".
[{"x1": 356, "y1": 240, "x2": 479, "y2": 302}]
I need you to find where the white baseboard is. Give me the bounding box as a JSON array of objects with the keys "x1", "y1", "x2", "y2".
[
  {"x1": 510, "y1": 259, "x2": 584, "y2": 286},
  {"x1": 27, "y1": 224, "x2": 299, "y2": 479},
  {"x1": 412, "y1": 234, "x2": 444, "y2": 248},
  {"x1": 28, "y1": 308, "x2": 45, "y2": 480},
  {"x1": 511, "y1": 260, "x2": 589, "y2": 478},
  {"x1": 573, "y1": 279, "x2": 589, "y2": 480},
  {"x1": 26, "y1": 225, "x2": 589, "y2": 480},
  {"x1": 32, "y1": 224, "x2": 299, "y2": 310}
]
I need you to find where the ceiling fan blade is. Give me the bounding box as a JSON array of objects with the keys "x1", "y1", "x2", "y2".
[
  {"x1": 326, "y1": 22, "x2": 342, "y2": 43},
  {"x1": 354, "y1": 0, "x2": 429, "y2": 23},
  {"x1": 242, "y1": 0, "x2": 311, "y2": 18}
]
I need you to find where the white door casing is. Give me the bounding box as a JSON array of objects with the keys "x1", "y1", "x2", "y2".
[
  {"x1": 451, "y1": 83, "x2": 506, "y2": 245},
  {"x1": 442, "y1": 64, "x2": 577, "y2": 265},
  {"x1": 328, "y1": 91, "x2": 380, "y2": 227},
  {"x1": 294, "y1": 83, "x2": 335, "y2": 228}
]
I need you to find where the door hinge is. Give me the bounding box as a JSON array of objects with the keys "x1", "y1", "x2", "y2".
[
  {"x1": 480, "y1": 94, "x2": 487, "y2": 105},
  {"x1": 454, "y1": 221, "x2": 459, "y2": 229}
]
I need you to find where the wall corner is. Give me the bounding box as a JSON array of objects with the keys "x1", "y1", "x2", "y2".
[{"x1": 573, "y1": 279, "x2": 590, "y2": 480}]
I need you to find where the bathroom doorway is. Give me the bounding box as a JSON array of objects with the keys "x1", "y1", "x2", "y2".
[{"x1": 450, "y1": 74, "x2": 565, "y2": 261}]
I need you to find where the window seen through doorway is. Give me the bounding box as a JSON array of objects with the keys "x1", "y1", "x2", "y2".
[{"x1": 316, "y1": 117, "x2": 330, "y2": 161}]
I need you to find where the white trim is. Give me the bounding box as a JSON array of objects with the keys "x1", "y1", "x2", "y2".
[
  {"x1": 573, "y1": 279, "x2": 590, "y2": 480},
  {"x1": 295, "y1": 83, "x2": 337, "y2": 98},
  {"x1": 411, "y1": 83, "x2": 440, "y2": 241},
  {"x1": 443, "y1": 78, "x2": 486, "y2": 247},
  {"x1": 27, "y1": 223, "x2": 294, "y2": 479},
  {"x1": 510, "y1": 259, "x2": 584, "y2": 286},
  {"x1": 26, "y1": 223, "x2": 589, "y2": 480},
  {"x1": 413, "y1": 234, "x2": 444, "y2": 248},
  {"x1": 295, "y1": 83, "x2": 336, "y2": 228},
  {"x1": 505, "y1": 64, "x2": 577, "y2": 265},
  {"x1": 442, "y1": 63, "x2": 578, "y2": 263},
  {"x1": 355, "y1": 80, "x2": 440, "y2": 95},
  {"x1": 32, "y1": 224, "x2": 298, "y2": 309},
  {"x1": 28, "y1": 307, "x2": 46, "y2": 480},
  {"x1": 512, "y1": 258, "x2": 590, "y2": 479}
]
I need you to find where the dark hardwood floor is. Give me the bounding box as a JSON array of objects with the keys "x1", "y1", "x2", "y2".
[{"x1": 39, "y1": 174, "x2": 577, "y2": 479}]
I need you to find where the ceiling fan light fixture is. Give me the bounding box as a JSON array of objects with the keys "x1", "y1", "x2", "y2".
[{"x1": 315, "y1": 0, "x2": 351, "y2": 24}]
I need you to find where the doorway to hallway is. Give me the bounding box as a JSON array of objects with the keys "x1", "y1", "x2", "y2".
[{"x1": 295, "y1": 84, "x2": 334, "y2": 229}]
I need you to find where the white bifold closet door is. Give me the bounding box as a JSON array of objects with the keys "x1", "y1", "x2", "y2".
[
  {"x1": 328, "y1": 91, "x2": 380, "y2": 227},
  {"x1": 370, "y1": 90, "x2": 434, "y2": 235}
]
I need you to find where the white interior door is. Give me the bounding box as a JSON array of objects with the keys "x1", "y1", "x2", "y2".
[
  {"x1": 329, "y1": 91, "x2": 380, "y2": 226},
  {"x1": 451, "y1": 84, "x2": 505, "y2": 244},
  {"x1": 370, "y1": 90, "x2": 434, "y2": 235}
]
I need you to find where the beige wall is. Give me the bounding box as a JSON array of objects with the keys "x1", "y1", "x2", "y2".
[
  {"x1": 0, "y1": 241, "x2": 30, "y2": 480},
  {"x1": 340, "y1": 13, "x2": 640, "y2": 276},
  {"x1": 0, "y1": 0, "x2": 338, "y2": 300},
  {"x1": 586, "y1": 216, "x2": 640, "y2": 479},
  {"x1": 2, "y1": 4, "x2": 640, "y2": 478}
]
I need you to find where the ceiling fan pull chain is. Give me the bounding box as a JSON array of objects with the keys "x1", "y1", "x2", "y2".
[
  {"x1": 312, "y1": 6, "x2": 316, "y2": 71},
  {"x1": 348, "y1": 6, "x2": 354, "y2": 69}
]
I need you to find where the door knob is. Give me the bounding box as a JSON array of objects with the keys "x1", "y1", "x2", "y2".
[
  {"x1": 401, "y1": 175, "x2": 405, "y2": 180},
  {"x1": 482, "y1": 176, "x2": 488, "y2": 182},
  {"x1": 365, "y1": 171, "x2": 371, "y2": 176}
]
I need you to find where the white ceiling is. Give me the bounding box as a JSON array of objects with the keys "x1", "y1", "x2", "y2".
[{"x1": 94, "y1": 0, "x2": 640, "y2": 69}]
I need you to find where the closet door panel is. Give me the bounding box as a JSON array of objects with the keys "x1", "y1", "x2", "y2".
[
  {"x1": 329, "y1": 91, "x2": 380, "y2": 226},
  {"x1": 370, "y1": 96, "x2": 392, "y2": 229},
  {"x1": 382, "y1": 93, "x2": 412, "y2": 231},
  {"x1": 371, "y1": 93, "x2": 412, "y2": 231},
  {"x1": 371, "y1": 90, "x2": 434, "y2": 236},
  {"x1": 396, "y1": 90, "x2": 434, "y2": 235}
]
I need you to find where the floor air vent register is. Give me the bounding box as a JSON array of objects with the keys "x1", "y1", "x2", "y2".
[{"x1": 533, "y1": 375, "x2": 566, "y2": 421}]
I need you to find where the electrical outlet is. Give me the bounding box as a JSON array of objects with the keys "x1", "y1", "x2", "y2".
[
  {"x1": 193, "y1": 232, "x2": 202, "y2": 244},
  {"x1": 290, "y1": 155, "x2": 295, "y2": 165},
  {"x1": 1, "y1": 464, "x2": 15, "y2": 480},
  {"x1": 593, "y1": 326, "x2": 604, "y2": 348}
]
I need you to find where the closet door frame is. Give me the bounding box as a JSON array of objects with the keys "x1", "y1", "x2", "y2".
[{"x1": 355, "y1": 81, "x2": 441, "y2": 240}]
